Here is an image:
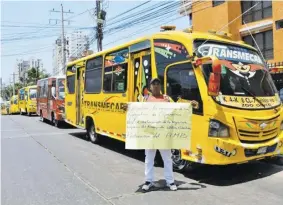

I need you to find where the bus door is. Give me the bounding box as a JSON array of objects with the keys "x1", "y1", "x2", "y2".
[
  {"x1": 49, "y1": 78, "x2": 56, "y2": 119},
  {"x1": 130, "y1": 48, "x2": 152, "y2": 102},
  {"x1": 76, "y1": 67, "x2": 85, "y2": 126},
  {"x1": 65, "y1": 66, "x2": 77, "y2": 125}
]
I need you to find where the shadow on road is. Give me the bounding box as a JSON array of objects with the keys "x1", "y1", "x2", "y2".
[
  {"x1": 28, "y1": 115, "x2": 38, "y2": 117},
  {"x1": 68, "y1": 132, "x2": 283, "y2": 187},
  {"x1": 181, "y1": 159, "x2": 283, "y2": 186},
  {"x1": 135, "y1": 179, "x2": 207, "y2": 193},
  {"x1": 39, "y1": 119, "x2": 77, "y2": 129}
]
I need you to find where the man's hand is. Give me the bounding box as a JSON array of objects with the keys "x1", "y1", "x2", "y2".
[
  {"x1": 190, "y1": 100, "x2": 199, "y2": 109},
  {"x1": 122, "y1": 103, "x2": 128, "y2": 111}
]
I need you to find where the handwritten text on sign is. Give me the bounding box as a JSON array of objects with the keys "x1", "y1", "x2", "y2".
[{"x1": 125, "y1": 102, "x2": 192, "y2": 149}]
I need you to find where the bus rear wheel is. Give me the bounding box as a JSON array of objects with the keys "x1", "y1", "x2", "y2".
[
  {"x1": 39, "y1": 111, "x2": 45, "y2": 122},
  {"x1": 51, "y1": 113, "x2": 60, "y2": 127},
  {"x1": 86, "y1": 120, "x2": 99, "y2": 144}
]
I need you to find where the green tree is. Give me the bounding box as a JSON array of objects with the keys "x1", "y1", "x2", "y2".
[
  {"x1": 1, "y1": 82, "x2": 24, "y2": 100},
  {"x1": 2, "y1": 68, "x2": 50, "y2": 100},
  {"x1": 26, "y1": 67, "x2": 50, "y2": 86}
]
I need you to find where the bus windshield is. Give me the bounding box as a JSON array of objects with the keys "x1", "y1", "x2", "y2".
[
  {"x1": 29, "y1": 88, "x2": 37, "y2": 99},
  {"x1": 194, "y1": 40, "x2": 281, "y2": 109},
  {"x1": 58, "y1": 79, "x2": 65, "y2": 100}
]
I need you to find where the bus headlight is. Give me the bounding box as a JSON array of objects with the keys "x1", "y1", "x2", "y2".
[{"x1": 209, "y1": 119, "x2": 229, "y2": 138}]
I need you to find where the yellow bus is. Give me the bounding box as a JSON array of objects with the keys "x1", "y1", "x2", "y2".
[
  {"x1": 9, "y1": 95, "x2": 19, "y2": 114},
  {"x1": 1, "y1": 101, "x2": 10, "y2": 115},
  {"x1": 18, "y1": 85, "x2": 37, "y2": 116},
  {"x1": 65, "y1": 28, "x2": 283, "y2": 171}
]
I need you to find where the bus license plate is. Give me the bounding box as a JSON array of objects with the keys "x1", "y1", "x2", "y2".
[{"x1": 257, "y1": 146, "x2": 267, "y2": 154}]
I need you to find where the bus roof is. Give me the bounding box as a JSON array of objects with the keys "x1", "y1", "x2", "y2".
[
  {"x1": 37, "y1": 75, "x2": 65, "y2": 82},
  {"x1": 66, "y1": 30, "x2": 257, "y2": 66}
]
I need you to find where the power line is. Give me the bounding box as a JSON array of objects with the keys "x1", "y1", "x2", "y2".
[
  {"x1": 49, "y1": 4, "x2": 74, "y2": 75},
  {"x1": 1, "y1": 8, "x2": 94, "y2": 42}
]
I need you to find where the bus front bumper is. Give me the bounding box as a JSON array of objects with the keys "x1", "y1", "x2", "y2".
[
  {"x1": 182, "y1": 131, "x2": 283, "y2": 165},
  {"x1": 27, "y1": 106, "x2": 36, "y2": 113}
]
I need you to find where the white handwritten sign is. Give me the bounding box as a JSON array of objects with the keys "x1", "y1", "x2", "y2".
[{"x1": 125, "y1": 102, "x2": 192, "y2": 150}]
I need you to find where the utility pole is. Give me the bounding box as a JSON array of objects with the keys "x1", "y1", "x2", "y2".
[
  {"x1": 96, "y1": 0, "x2": 106, "y2": 52},
  {"x1": 11, "y1": 72, "x2": 16, "y2": 96},
  {"x1": 49, "y1": 4, "x2": 74, "y2": 74},
  {"x1": 0, "y1": 77, "x2": 2, "y2": 99}
]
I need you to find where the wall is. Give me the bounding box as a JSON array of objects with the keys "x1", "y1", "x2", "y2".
[
  {"x1": 192, "y1": 0, "x2": 229, "y2": 33},
  {"x1": 227, "y1": 1, "x2": 242, "y2": 41},
  {"x1": 272, "y1": 1, "x2": 283, "y2": 63}
]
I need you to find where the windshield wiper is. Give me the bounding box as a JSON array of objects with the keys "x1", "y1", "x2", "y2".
[{"x1": 240, "y1": 85, "x2": 265, "y2": 108}]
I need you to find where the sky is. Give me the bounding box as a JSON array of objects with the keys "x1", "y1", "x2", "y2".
[{"x1": 1, "y1": 0, "x2": 190, "y2": 85}]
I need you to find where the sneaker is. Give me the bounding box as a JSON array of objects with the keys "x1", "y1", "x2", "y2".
[
  {"x1": 167, "y1": 183, "x2": 178, "y2": 191},
  {"x1": 142, "y1": 181, "x2": 153, "y2": 191}
]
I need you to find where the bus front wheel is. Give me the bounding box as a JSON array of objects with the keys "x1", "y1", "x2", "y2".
[
  {"x1": 86, "y1": 119, "x2": 99, "y2": 144},
  {"x1": 172, "y1": 149, "x2": 194, "y2": 172}
]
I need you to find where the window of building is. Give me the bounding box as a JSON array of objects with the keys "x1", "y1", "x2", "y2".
[
  {"x1": 85, "y1": 56, "x2": 103, "y2": 93},
  {"x1": 166, "y1": 62, "x2": 203, "y2": 115},
  {"x1": 276, "y1": 19, "x2": 283, "y2": 30},
  {"x1": 241, "y1": 1, "x2": 272, "y2": 24},
  {"x1": 242, "y1": 30, "x2": 273, "y2": 60},
  {"x1": 103, "y1": 48, "x2": 129, "y2": 93},
  {"x1": 67, "y1": 74, "x2": 75, "y2": 94},
  {"x1": 212, "y1": 0, "x2": 225, "y2": 7}
]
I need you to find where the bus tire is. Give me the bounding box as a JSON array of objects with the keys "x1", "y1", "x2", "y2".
[
  {"x1": 52, "y1": 113, "x2": 60, "y2": 127},
  {"x1": 39, "y1": 110, "x2": 45, "y2": 122},
  {"x1": 171, "y1": 149, "x2": 193, "y2": 172},
  {"x1": 86, "y1": 119, "x2": 99, "y2": 144}
]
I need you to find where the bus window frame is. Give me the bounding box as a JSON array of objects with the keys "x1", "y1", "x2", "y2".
[
  {"x1": 102, "y1": 47, "x2": 129, "y2": 94},
  {"x1": 85, "y1": 55, "x2": 103, "y2": 94},
  {"x1": 152, "y1": 38, "x2": 191, "y2": 93},
  {"x1": 164, "y1": 59, "x2": 204, "y2": 115},
  {"x1": 66, "y1": 74, "x2": 76, "y2": 94}
]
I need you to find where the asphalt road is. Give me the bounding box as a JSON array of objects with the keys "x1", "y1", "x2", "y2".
[{"x1": 1, "y1": 115, "x2": 283, "y2": 205}]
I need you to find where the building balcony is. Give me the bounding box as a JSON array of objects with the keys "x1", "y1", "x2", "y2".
[{"x1": 179, "y1": 0, "x2": 192, "y2": 16}]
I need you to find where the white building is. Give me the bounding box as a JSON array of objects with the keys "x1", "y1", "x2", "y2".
[
  {"x1": 15, "y1": 58, "x2": 43, "y2": 83},
  {"x1": 52, "y1": 30, "x2": 90, "y2": 75},
  {"x1": 52, "y1": 37, "x2": 69, "y2": 76},
  {"x1": 29, "y1": 58, "x2": 43, "y2": 70}
]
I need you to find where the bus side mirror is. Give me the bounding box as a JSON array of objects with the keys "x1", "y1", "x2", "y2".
[
  {"x1": 208, "y1": 61, "x2": 221, "y2": 96},
  {"x1": 51, "y1": 87, "x2": 56, "y2": 98}
]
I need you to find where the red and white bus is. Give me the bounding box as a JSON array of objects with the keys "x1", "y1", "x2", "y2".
[{"x1": 37, "y1": 75, "x2": 65, "y2": 127}]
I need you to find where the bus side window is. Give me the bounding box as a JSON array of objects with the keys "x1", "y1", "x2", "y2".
[
  {"x1": 166, "y1": 62, "x2": 203, "y2": 115},
  {"x1": 154, "y1": 39, "x2": 189, "y2": 93},
  {"x1": 67, "y1": 75, "x2": 75, "y2": 94},
  {"x1": 85, "y1": 56, "x2": 103, "y2": 93},
  {"x1": 103, "y1": 48, "x2": 129, "y2": 93}
]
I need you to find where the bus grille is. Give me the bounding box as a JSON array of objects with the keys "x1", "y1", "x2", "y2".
[
  {"x1": 244, "y1": 143, "x2": 278, "y2": 157},
  {"x1": 238, "y1": 128, "x2": 278, "y2": 143}
]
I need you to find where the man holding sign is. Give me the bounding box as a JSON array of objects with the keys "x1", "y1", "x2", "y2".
[{"x1": 124, "y1": 78, "x2": 193, "y2": 192}]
